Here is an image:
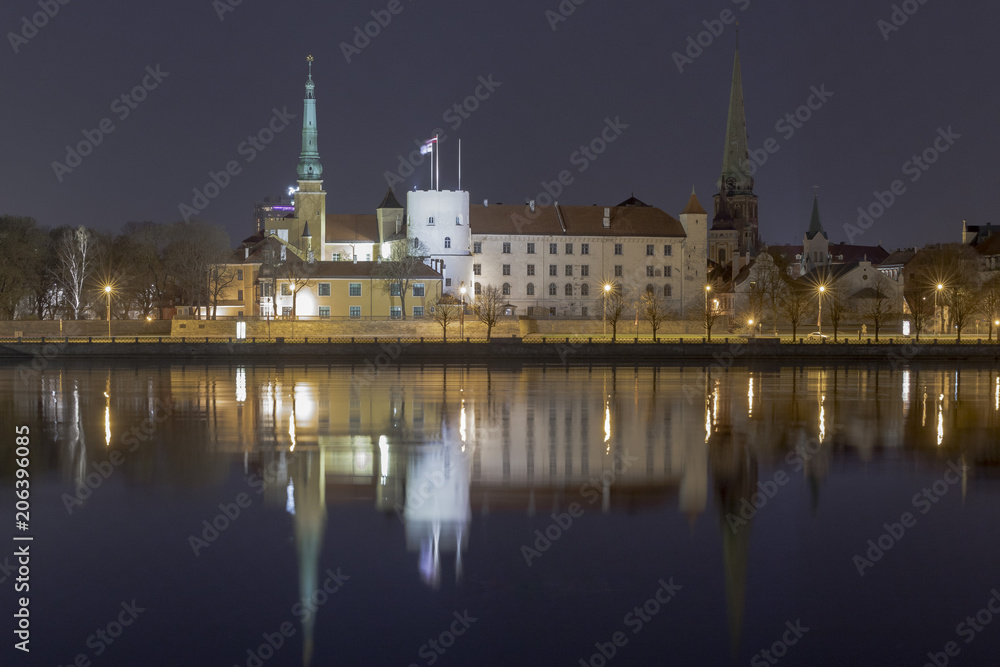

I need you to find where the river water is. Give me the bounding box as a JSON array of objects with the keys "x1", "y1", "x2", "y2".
[{"x1": 2, "y1": 361, "x2": 999, "y2": 666}]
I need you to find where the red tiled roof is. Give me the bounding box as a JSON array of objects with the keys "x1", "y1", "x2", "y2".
[
  {"x1": 325, "y1": 214, "x2": 379, "y2": 244},
  {"x1": 468, "y1": 204, "x2": 686, "y2": 237}
]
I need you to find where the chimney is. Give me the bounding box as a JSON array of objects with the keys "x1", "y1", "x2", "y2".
[
  {"x1": 530, "y1": 200, "x2": 535, "y2": 212},
  {"x1": 484, "y1": 199, "x2": 489, "y2": 207},
  {"x1": 395, "y1": 213, "x2": 401, "y2": 234},
  {"x1": 244, "y1": 247, "x2": 249, "y2": 259},
  {"x1": 602, "y1": 207, "x2": 611, "y2": 228}
]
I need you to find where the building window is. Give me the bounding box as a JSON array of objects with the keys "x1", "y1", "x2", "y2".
[
  {"x1": 412, "y1": 283, "x2": 425, "y2": 297},
  {"x1": 549, "y1": 307, "x2": 556, "y2": 317},
  {"x1": 237, "y1": 289, "x2": 244, "y2": 301},
  {"x1": 473, "y1": 242, "x2": 482, "y2": 253},
  {"x1": 665, "y1": 266, "x2": 672, "y2": 277},
  {"x1": 475, "y1": 282, "x2": 482, "y2": 295},
  {"x1": 614, "y1": 243, "x2": 623, "y2": 255},
  {"x1": 664, "y1": 244, "x2": 672, "y2": 256},
  {"x1": 502, "y1": 283, "x2": 511, "y2": 296},
  {"x1": 564, "y1": 283, "x2": 573, "y2": 296},
  {"x1": 565, "y1": 243, "x2": 573, "y2": 255},
  {"x1": 502, "y1": 242, "x2": 511, "y2": 254},
  {"x1": 503, "y1": 264, "x2": 511, "y2": 276},
  {"x1": 331, "y1": 253, "x2": 340, "y2": 261},
  {"x1": 581, "y1": 284, "x2": 589, "y2": 296},
  {"x1": 527, "y1": 264, "x2": 535, "y2": 276},
  {"x1": 282, "y1": 307, "x2": 292, "y2": 317},
  {"x1": 614, "y1": 265, "x2": 623, "y2": 277},
  {"x1": 281, "y1": 284, "x2": 291, "y2": 296},
  {"x1": 390, "y1": 283, "x2": 401, "y2": 296},
  {"x1": 582, "y1": 306, "x2": 588, "y2": 316},
  {"x1": 527, "y1": 242, "x2": 535, "y2": 254},
  {"x1": 549, "y1": 283, "x2": 557, "y2": 296},
  {"x1": 445, "y1": 278, "x2": 452, "y2": 287},
  {"x1": 413, "y1": 306, "x2": 424, "y2": 318},
  {"x1": 261, "y1": 283, "x2": 273, "y2": 297},
  {"x1": 444, "y1": 237, "x2": 451, "y2": 249},
  {"x1": 318, "y1": 283, "x2": 331, "y2": 296},
  {"x1": 456, "y1": 216, "x2": 462, "y2": 225},
  {"x1": 349, "y1": 306, "x2": 361, "y2": 319},
  {"x1": 473, "y1": 264, "x2": 481, "y2": 276},
  {"x1": 646, "y1": 244, "x2": 654, "y2": 256},
  {"x1": 549, "y1": 243, "x2": 558, "y2": 255},
  {"x1": 390, "y1": 306, "x2": 402, "y2": 319},
  {"x1": 349, "y1": 283, "x2": 362, "y2": 297},
  {"x1": 664, "y1": 285, "x2": 672, "y2": 297},
  {"x1": 319, "y1": 306, "x2": 331, "y2": 318},
  {"x1": 646, "y1": 284, "x2": 655, "y2": 294},
  {"x1": 549, "y1": 265, "x2": 557, "y2": 276},
  {"x1": 581, "y1": 265, "x2": 589, "y2": 277},
  {"x1": 428, "y1": 216, "x2": 434, "y2": 225},
  {"x1": 646, "y1": 266, "x2": 655, "y2": 277},
  {"x1": 565, "y1": 265, "x2": 573, "y2": 276},
  {"x1": 527, "y1": 283, "x2": 535, "y2": 296},
  {"x1": 237, "y1": 269, "x2": 244, "y2": 281},
  {"x1": 581, "y1": 243, "x2": 589, "y2": 255}
]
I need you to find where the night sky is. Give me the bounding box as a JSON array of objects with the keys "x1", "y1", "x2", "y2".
[{"x1": 2, "y1": 0, "x2": 996, "y2": 249}]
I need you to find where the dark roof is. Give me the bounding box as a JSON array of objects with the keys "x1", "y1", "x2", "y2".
[
  {"x1": 681, "y1": 190, "x2": 707, "y2": 216},
  {"x1": 828, "y1": 243, "x2": 889, "y2": 264},
  {"x1": 325, "y1": 214, "x2": 379, "y2": 243},
  {"x1": 766, "y1": 245, "x2": 803, "y2": 263},
  {"x1": 378, "y1": 187, "x2": 403, "y2": 210},
  {"x1": 468, "y1": 204, "x2": 686, "y2": 238},
  {"x1": 880, "y1": 249, "x2": 917, "y2": 266},
  {"x1": 617, "y1": 194, "x2": 651, "y2": 207},
  {"x1": 800, "y1": 262, "x2": 859, "y2": 284},
  {"x1": 975, "y1": 233, "x2": 1000, "y2": 256},
  {"x1": 274, "y1": 260, "x2": 442, "y2": 280}
]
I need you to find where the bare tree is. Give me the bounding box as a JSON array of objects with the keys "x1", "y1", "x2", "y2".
[
  {"x1": 207, "y1": 265, "x2": 241, "y2": 320},
  {"x1": 473, "y1": 284, "x2": 504, "y2": 340},
  {"x1": 164, "y1": 221, "x2": 234, "y2": 319},
  {"x1": 904, "y1": 287, "x2": 934, "y2": 342},
  {"x1": 0, "y1": 217, "x2": 50, "y2": 320},
  {"x1": 779, "y1": 286, "x2": 811, "y2": 340},
  {"x1": 373, "y1": 238, "x2": 429, "y2": 320},
  {"x1": 949, "y1": 284, "x2": 979, "y2": 341},
  {"x1": 755, "y1": 251, "x2": 791, "y2": 335},
  {"x1": 826, "y1": 288, "x2": 849, "y2": 342},
  {"x1": 862, "y1": 274, "x2": 895, "y2": 341},
  {"x1": 604, "y1": 284, "x2": 629, "y2": 342},
  {"x1": 640, "y1": 287, "x2": 669, "y2": 341},
  {"x1": 430, "y1": 294, "x2": 461, "y2": 341},
  {"x1": 53, "y1": 226, "x2": 96, "y2": 320},
  {"x1": 980, "y1": 275, "x2": 1000, "y2": 341},
  {"x1": 737, "y1": 282, "x2": 766, "y2": 334}
]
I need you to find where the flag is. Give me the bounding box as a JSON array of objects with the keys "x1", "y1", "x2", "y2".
[{"x1": 420, "y1": 137, "x2": 438, "y2": 155}]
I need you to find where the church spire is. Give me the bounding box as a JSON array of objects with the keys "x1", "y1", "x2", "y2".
[
  {"x1": 806, "y1": 192, "x2": 827, "y2": 240},
  {"x1": 297, "y1": 55, "x2": 323, "y2": 181},
  {"x1": 719, "y1": 44, "x2": 752, "y2": 196}
]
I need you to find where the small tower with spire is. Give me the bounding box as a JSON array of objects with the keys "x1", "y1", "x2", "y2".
[
  {"x1": 295, "y1": 55, "x2": 327, "y2": 259},
  {"x1": 802, "y1": 190, "x2": 829, "y2": 274},
  {"x1": 680, "y1": 187, "x2": 709, "y2": 314}
]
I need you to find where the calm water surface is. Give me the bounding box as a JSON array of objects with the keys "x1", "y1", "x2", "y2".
[{"x1": 2, "y1": 361, "x2": 1000, "y2": 667}]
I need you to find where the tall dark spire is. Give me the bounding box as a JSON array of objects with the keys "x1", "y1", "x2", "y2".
[
  {"x1": 719, "y1": 45, "x2": 753, "y2": 196},
  {"x1": 297, "y1": 55, "x2": 323, "y2": 181},
  {"x1": 806, "y1": 193, "x2": 827, "y2": 240}
]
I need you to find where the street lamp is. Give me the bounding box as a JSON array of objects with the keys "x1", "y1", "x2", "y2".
[
  {"x1": 936, "y1": 283, "x2": 944, "y2": 335},
  {"x1": 817, "y1": 285, "x2": 826, "y2": 335},
  {"x1": 459, "y1": 285, "x2": 467, "y2": 339},
  {"x1": 104, "y1": 285, "x2": 113, "y2": 338},
  {"x1": 603, "y1": 283, "x2": 611, "y2": 335},
  {"x1": 705, "y1": 284, "x2": 712, "y2": 341}
]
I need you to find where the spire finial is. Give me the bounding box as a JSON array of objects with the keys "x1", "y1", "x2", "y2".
[
  {"x1": 813, "y1": 185, "x2": 819, "y2": 197},
  {"x1": 307, "y1": 55, "x2": 314, "y2": 78}
]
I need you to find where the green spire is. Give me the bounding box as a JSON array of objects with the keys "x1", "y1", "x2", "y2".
[
  {"x1": 297, "y1": 55, "x2": 323, "y2": 181},
  {"x1": 806, "y1": 194, "x2": 827, "y2": 240},
  {"x1": 719, "y1": 45, "x2": 753, "y2": 196}
]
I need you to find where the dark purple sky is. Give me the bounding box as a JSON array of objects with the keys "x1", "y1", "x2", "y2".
[{"x1": 2, "y1": 0, "x2": 995, "y2": 249}]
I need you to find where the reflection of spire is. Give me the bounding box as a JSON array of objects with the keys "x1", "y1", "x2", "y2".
[
  {"x1": 292, "y1": 450, "x2": 326, "y2": 667},
  {"x1": 710, "y1": 426, "x2": 757, "y2": 662}
]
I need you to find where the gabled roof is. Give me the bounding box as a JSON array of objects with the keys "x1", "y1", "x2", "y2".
[
  {"x1": 617, "y1": 194, "x2": 651, "y2": 207},
  {"x1": 378, "y1": 187, "x2": 403, "y2": 210},
  {"x1": 468, "y1": 204, "x2": 686, "y2": 238},
  {"x1": 325, "y1": 214, "x2": 379, "y2": 244},
  {"x1": 880, "y1": 249, "x2": 917, "y2": 267},
  {"x1": 827, "y1": 243, "x2": 889, "y2": 264}
]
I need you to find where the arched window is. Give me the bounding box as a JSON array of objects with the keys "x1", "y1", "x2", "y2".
[
  {"x1": 664, "y1": 284, "x2": 672, "y2": 297},
  {"x1": 565, "y1": 283, "x2": 573, "y2": 296},
  {"x1": 502, "y1": 283, "x2": 511, "y2": 296},
  {"x1": 444, "y1": 237, "x2": 451, "y2": 249},
  {"x1": 475, "y1": 282, "x2": 482, "y2": 295},
  {"x1": 646, "y1": 284, "x2": 655, "y2": 294},
  {"x1": 527, "y1": 283, "x2": 535, "y2": 296},
  {"x1": 549, "y1": 283, "x2": 557, "y2": 296},
  {"x1": 718, "y1": 248, "x2": 726, "y2": 264},
  {"x1": 581, "y1": 284, "x2": 589, "y2": 296}
]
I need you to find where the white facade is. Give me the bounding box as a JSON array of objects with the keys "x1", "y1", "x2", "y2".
[{"x1": 407, "y1": 190, "x2": 474, "y2": 294}]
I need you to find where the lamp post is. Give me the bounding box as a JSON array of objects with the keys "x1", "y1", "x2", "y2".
[
  {"x1": 603, "y1": 283, "x2": 611, "y2": 336},
  {"x1": 459, "y1": 285, "x2": 467, "y2": 339},
  {"x1": 104, "y1": 285, "x2": 113, "y2": 338},
  {"x1": 817, "y1": 285, "x2": 826, "y2": 335},
  {"x1": 704, "y1": 284, "x2": 712, "y2": 341},
  {"x1": 748, "y1": 318, "x2": 754, "y2": 338},
  {"x1": 936, "y1": 283, "x2": 944, "y2": 336}
]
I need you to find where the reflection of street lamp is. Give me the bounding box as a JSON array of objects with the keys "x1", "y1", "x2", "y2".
[
  {"x1": 104, "y1": 285, "x2": 113, "y2": 337},
  {"x1": 459, "y1": 285, "x2": 467, "y2": 339},
  {"x1": 936, "y1": 283, "x2": 944, "y2": 335},
  {"x1": 817, "y1": 285, "x2": 826, "y2": 334},
  {"x1": 603, "y1": 283, "x2": 611, "y2": 335}
]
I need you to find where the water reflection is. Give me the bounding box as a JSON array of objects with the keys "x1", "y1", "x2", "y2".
[{"x1": 8, "y1": 363, "x2": 1000, "y2": 663}]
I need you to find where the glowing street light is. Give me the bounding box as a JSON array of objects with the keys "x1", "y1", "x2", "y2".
[
  {"x1": 603, "y1": 283, "x2": 612, "y2": 335},
  {"x1": 705, "y1": 284, "x2": 713, "y2": 341},
  {"x1": 936, "y1": 283, "x2": 945, "y2": 335},
  {"x1": 817, "y1": 285, "x2": 826, "y2": 335},
  {"x1": 104, "y1": 285, "x2": 113, "y2": 338}
]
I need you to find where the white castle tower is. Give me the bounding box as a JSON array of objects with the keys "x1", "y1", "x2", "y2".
[{"x1": 406, "y1": 190, "x2": 473, "y2": 294}]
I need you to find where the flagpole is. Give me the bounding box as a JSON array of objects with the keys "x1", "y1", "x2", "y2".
[
  {"x1": 459, "y1": 139, "x2": 462, "y2": 191},
  {"x1": 435, "y1": 133, "x2": 439, "y2": 192}
]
